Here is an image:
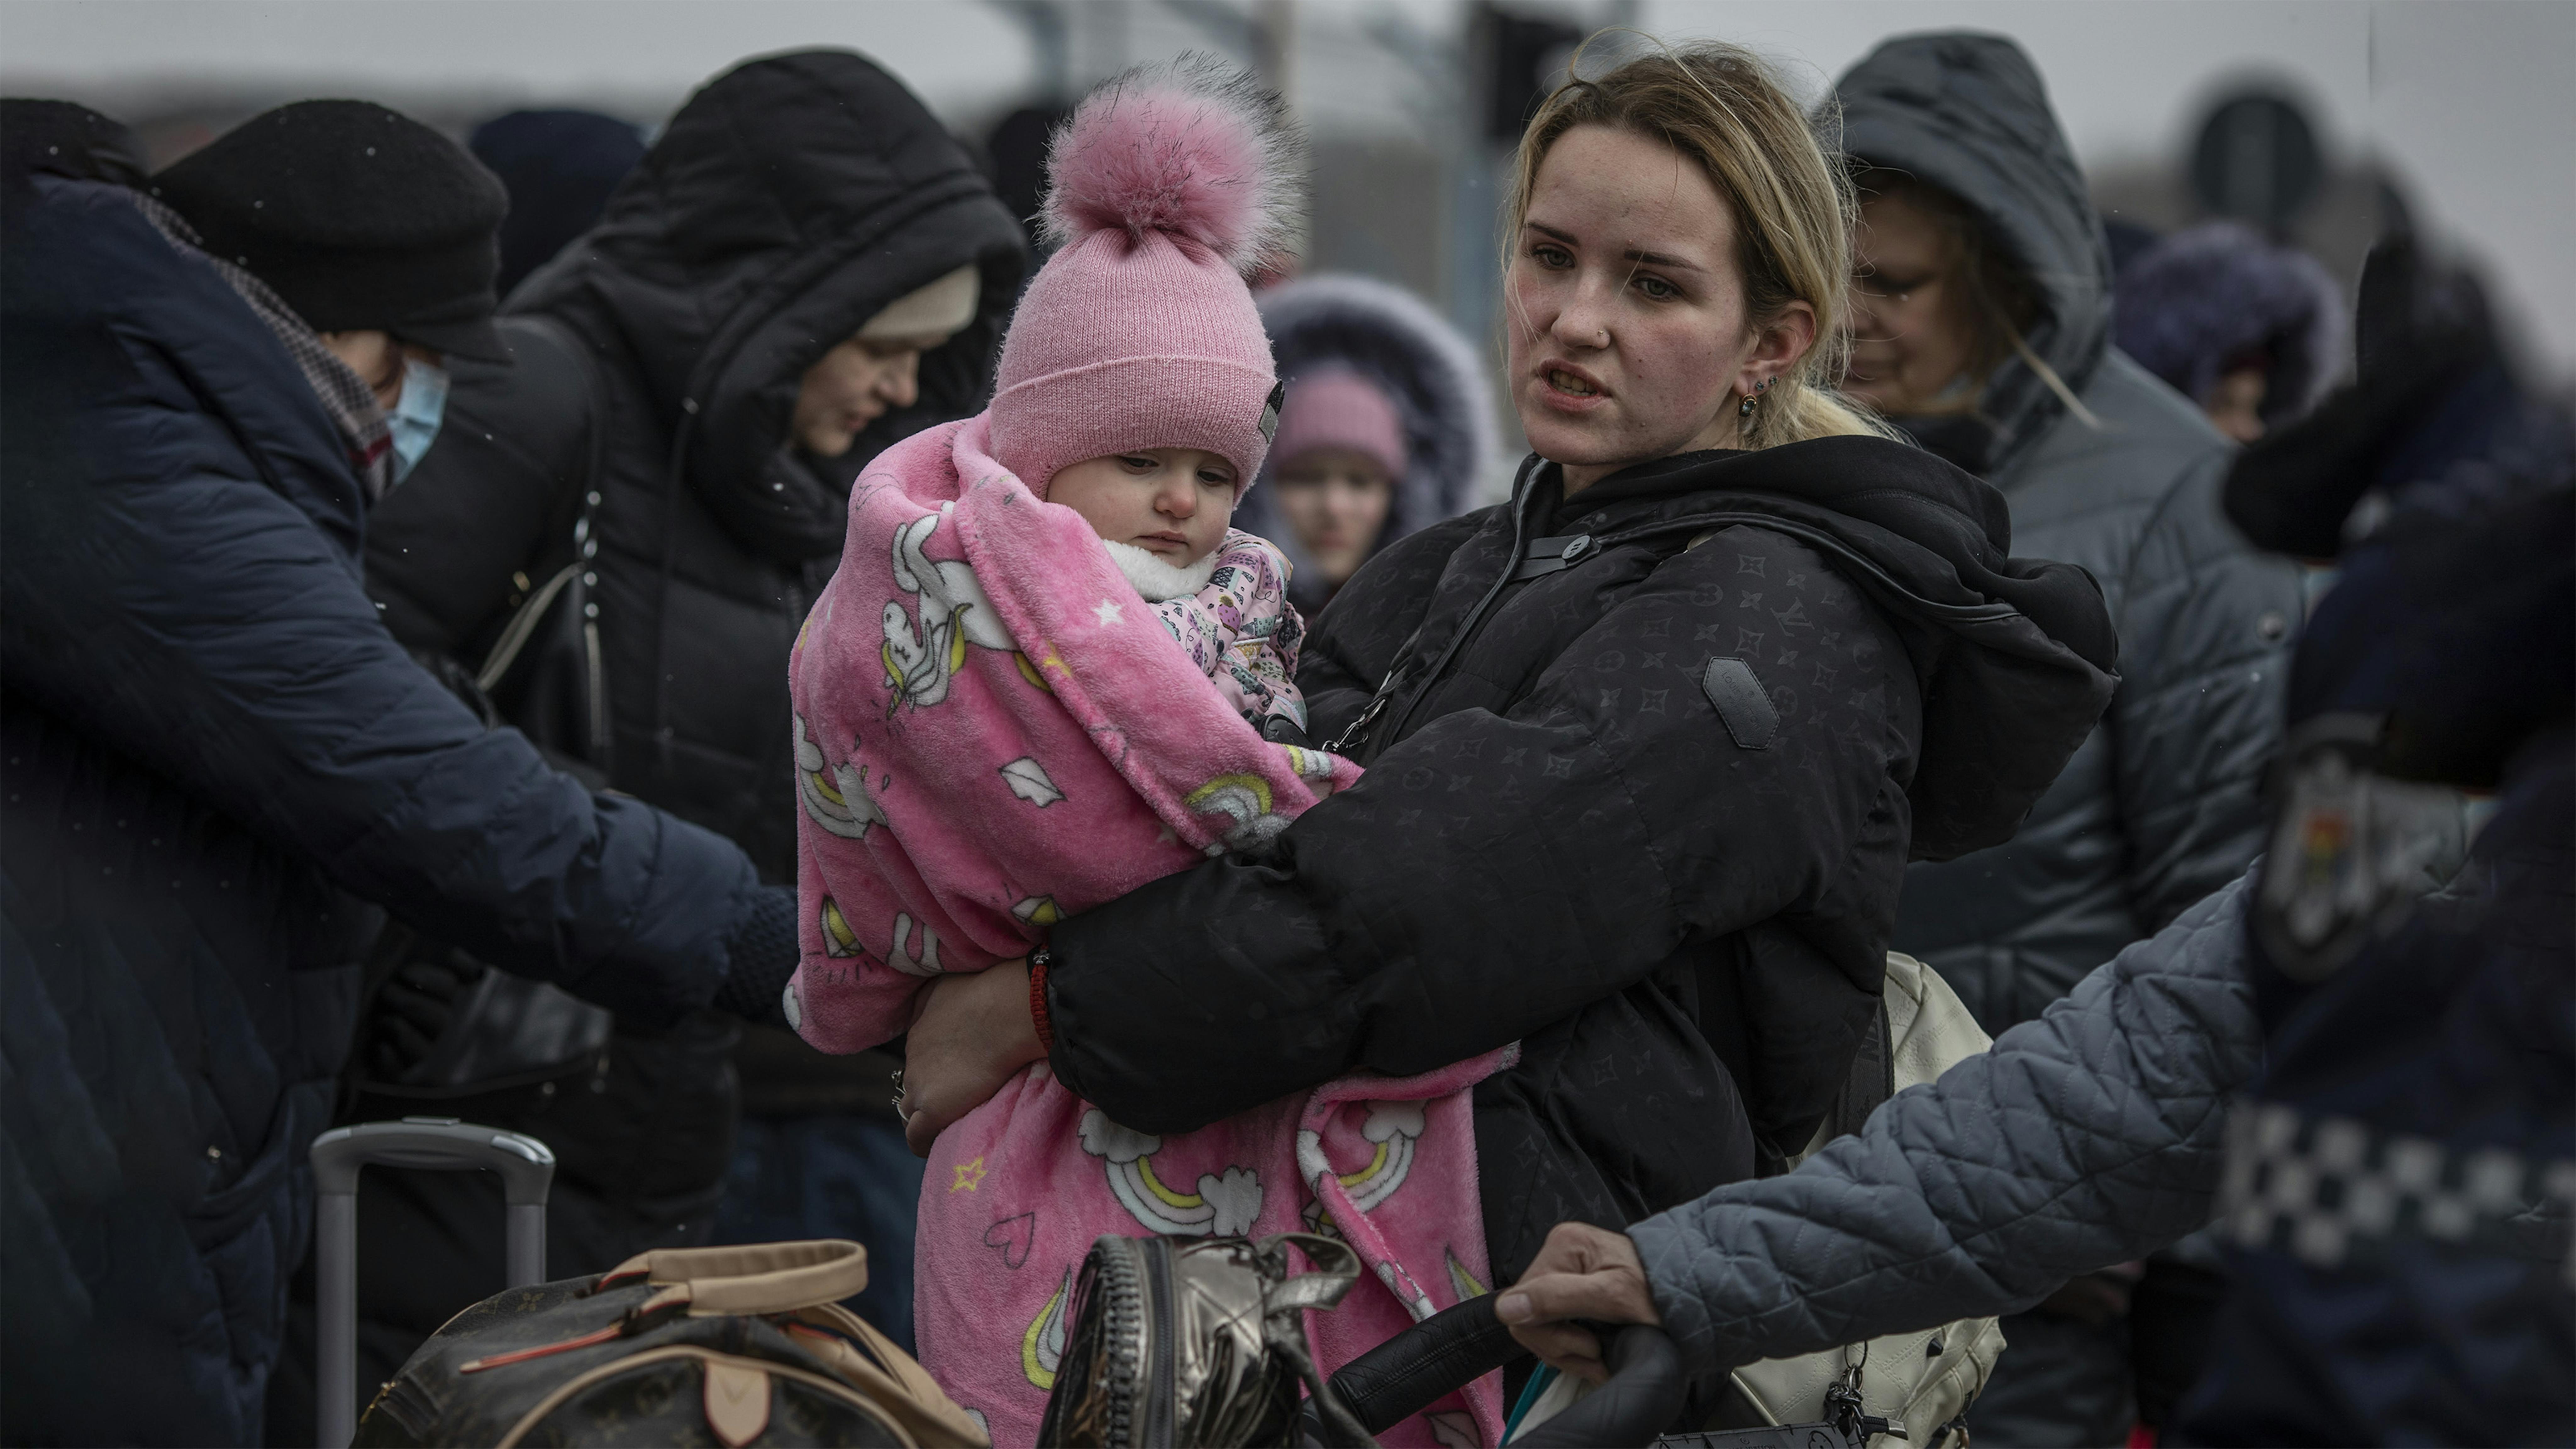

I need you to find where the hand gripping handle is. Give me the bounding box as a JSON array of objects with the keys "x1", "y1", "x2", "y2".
[
  {"x1": 311, "y1": 1118, "x2": 555, "y2": 1448},
  {"x1": 1298, "y1": 1299, "x2": 1684, "y2": 1448}
]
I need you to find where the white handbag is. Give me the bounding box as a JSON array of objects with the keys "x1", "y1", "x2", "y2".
[
  {"x1": 1719, "y1": 951, "x2": 2005, "y2": 1447},
  {"x1": 1507, "y1": 953, "x2": 2005, "y2": 1448}
]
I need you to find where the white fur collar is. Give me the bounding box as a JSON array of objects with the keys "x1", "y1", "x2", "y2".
[{"x1": 1102, "y1": 539, "x2": 1219, "y2": 602}]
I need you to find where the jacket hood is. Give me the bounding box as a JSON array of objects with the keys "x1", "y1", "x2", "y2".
[
  {"x1": 1833, "y1": 32, "x2": 2111, "y2": 472},
  {"x1": 1243, "y1": 273, "x2": 1496, "y2": 566},
  {"x1": 511, "y1": 49, "x2": 1028, "y2": 562},
  {"x1": 1560, "y1": 439, "x2": 2119, "y2": 859}
]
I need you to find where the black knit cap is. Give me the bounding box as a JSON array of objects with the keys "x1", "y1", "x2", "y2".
[{"x1": 153, "y1": 100, "x2": 511, "y2": 362}]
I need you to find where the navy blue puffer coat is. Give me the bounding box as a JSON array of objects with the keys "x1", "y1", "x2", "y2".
[{"x1": 0, "y1": 174, "x2": 764, "y2": 1444}]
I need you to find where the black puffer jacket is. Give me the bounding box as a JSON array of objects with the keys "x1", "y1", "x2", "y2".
[
  {"x1": 1837, "y1": 33, "x2": 2306, "y2": 1033},
  {"x1": 1046, "y1": 440, "x2": 2116, "y2": 1283},
  {"x1": 363, "y1": 51, "x2": 1025, "y2": 1123},
  {"x1": 369, "y1": 49, "x2": 1025, "y2": 881}
]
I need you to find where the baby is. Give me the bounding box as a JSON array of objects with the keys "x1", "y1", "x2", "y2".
[
  {"x1": 1051, "y1": 447, "x2": 1308, "y2": 743},
  {"x1": 786, "y1": 61, "x2": 1504, "y2": 1449}
]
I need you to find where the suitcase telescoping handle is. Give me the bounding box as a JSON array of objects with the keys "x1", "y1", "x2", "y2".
[{"x1": 310, "y1": 1116, "x2": 556, "y2": 1449}]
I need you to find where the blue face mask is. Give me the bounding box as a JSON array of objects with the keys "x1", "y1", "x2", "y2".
[{"x1": 386, "y1": 354, "x2": 451, "y2": 485}]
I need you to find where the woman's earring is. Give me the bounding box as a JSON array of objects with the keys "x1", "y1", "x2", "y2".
[{"x1": 1739, "y1": 376, "x2": 1774, "y2": 419}]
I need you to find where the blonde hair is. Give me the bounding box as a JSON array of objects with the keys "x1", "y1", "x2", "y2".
[{"x1": 1506, "y1": 38, "x2": 1893, "y2": 451}]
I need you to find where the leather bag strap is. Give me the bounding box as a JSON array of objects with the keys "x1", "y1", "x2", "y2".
[{"x1": 599, "y1": 1239, "x2": 871, "y2": 1316}]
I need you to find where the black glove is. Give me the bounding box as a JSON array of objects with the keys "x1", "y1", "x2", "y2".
[
  {"x1": 710, "y1": 884, "x2": 800, "y2": 1028},
  {"x1": 363, "y1": 954, "x2": 489, "y2": 1080}
]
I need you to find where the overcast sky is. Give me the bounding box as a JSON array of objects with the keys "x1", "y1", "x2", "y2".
[
  {"x1": 1650, "y1": 1, "x2": 2573, "y2": 376},
  {"x1": 6, "y1": 0, "x2": 2567, "y2": 375}
]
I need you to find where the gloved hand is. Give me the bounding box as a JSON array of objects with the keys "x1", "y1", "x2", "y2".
[
  {"x1": 363, "y1": 954, "x2": 488, "y2": 1080},
  {"x1": 710, "y1": 883, "x2": 800, "y2": 1028}
]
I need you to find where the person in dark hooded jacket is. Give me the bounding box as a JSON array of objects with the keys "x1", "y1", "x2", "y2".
[
  {"x1": 0, "y1": 106, "x2": 792, "y2": 1446},
  {"x1": 888, "y1": 49, "x2": 2118, "y2": 1426},
  {"x1": 1830, "y1": 34, "x2": 2308, "y2": 1441},
  {"x1": 372, "y1": 49, "x2": 1024, "y2": 877},
  {"x1": 335, "y1": 50, "x2": 1025, "y2": 1376},
  {"x1": 1238, "y1": 272, "x2": 1499, "y2": 617}
]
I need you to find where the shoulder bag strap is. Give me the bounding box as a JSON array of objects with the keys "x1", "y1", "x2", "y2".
[{"x1": 471, "y1": 315, "x2": 614, "y2": 762}]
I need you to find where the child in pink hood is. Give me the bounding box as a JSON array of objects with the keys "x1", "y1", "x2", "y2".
[{"x1": 786, "y1": 59, "x2": 1507, "y2": 1449}]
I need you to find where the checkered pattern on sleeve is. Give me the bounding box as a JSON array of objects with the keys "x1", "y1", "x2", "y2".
[{"x1": 2218, "y1": 1098, "x2": 2576, "y2": 1283}]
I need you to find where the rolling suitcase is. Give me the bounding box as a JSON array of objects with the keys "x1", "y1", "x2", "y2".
[
  {"x1": 314, "y1": 1115, "x2": 983, "y2": 1447},
  {"x1": 309, "y1": 1115, "x2": 558, "y2": 1448}
]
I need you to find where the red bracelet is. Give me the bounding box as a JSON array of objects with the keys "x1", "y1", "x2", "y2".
[{"x1": 1028, "y1": 946, "x2": 1055, "y2": 1054}]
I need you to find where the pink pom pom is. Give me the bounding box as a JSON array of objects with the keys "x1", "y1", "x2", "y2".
[{"x1": 1041, "y1": 55, "x2": 1301, "y2": 274}]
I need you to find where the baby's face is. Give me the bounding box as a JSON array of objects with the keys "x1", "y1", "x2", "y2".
[{"x1": 1048, "y1": 448, "x2": 1238, "y2": 564}]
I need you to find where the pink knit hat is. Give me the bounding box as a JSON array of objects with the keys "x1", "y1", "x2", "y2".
[
  {"x1": 988, "y1": 58, "x2": 1300, "y2": 499},
  {"x1": 1269, "y1": 367, "x2": 1409, "y2": 480}
]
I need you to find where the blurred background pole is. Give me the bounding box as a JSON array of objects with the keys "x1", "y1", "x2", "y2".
[{"x1": 1257, "y1": 0, "x2": 1295, "y2": 100}]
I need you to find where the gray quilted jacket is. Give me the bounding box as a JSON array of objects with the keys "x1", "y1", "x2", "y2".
[
  {"x1": 1630, "y1": 872, "x2": 2260, "y2": 1383},
  {"x1": 1838, "y1": 34, "x2": 2304, "y2": 1034}
]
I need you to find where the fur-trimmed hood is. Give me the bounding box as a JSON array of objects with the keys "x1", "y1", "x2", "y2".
[
  {"x1": 1240, "y1": 273, "x2": 1496, "y2": 596},
  {"x1": 2116, "y1": 221, "x2": 2350, "y2": 425}
]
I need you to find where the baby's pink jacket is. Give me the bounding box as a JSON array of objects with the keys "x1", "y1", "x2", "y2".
[{"x1": 787, "y1": 414, "x2": 1507, "y2": 1448}]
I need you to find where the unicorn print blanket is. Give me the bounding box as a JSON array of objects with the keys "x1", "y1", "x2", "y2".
[{"x1": 787, "y1": 414, "x2": 1507, "y2": 1447}]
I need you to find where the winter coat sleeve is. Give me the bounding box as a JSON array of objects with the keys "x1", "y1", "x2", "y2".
[
  {"x1": 1044, "y1": 524, "x2": 1921, "y2": 1134},
  {"x1": 1628, "y1": 872, "x2": 2260, "y2": 1384},
  {"x1": 1175, "y1": 530, "x2": 1310, "y2": 737},
  {"x1": 2107, "y1": 451, "x2": 2300, "y2": 932},
  {"x1": 0, "y1": 181, "x2": 762, "y2": 1024}
]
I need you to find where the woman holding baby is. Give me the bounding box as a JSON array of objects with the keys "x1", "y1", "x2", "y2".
[{"x1": 839, "y1": 42, "x2": 2117, "y2": 1444}]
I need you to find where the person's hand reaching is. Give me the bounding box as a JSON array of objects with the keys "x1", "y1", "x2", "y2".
[
  {"x1": 1493, "y1": 1221, "x2": 1664, "y2": 1384},
  {"x1": 898, "y1": 957, "x2": 1046, "y2": 1156}
]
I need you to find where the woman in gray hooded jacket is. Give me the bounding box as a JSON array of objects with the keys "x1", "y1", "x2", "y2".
[{"x1": 1826, "y1": 33, "x2": 2307, "y2": 1439}]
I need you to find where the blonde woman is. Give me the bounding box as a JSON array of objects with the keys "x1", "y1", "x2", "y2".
[{"x1": 897, "y1": 41, "x2": 2119, "y2": 1428}]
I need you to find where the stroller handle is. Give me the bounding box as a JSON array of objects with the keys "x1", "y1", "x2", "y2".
[
  {"x1": 1510, "y1": 1324, "x2": 1689, "y2": 1448},
  {"x1": 1328, "y1": 1292, "x2": 1526, "y2": 1435},
  {"x1": 1307, "y1": 1291, "x2": 1685, "y2": 1448}
]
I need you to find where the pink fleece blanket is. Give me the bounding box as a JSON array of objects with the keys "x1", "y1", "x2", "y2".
[{"x1": 787, "y1": 415, "x2": 1507, "y2": 1447}]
